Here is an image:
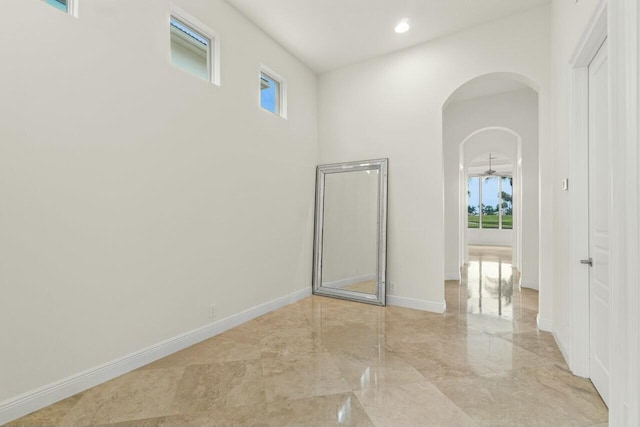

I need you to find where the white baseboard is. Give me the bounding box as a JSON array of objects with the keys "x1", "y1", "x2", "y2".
[
  {"x1": 0, "y1": 287, "x2": 312, "y2": 426},
  {"x1": 323, "y1": 274, "x2": 376, "y2": 289},
  {"x1": 552, "y1": 330, "x2": 572, "y2": 372},
  {"x1": 387, "y1": 295, "x2": 446, "y2": 314},
  {"x1": 445, "y1": 272, "x2": 461, "y2": 281},
  {"x1": 536, "y1": 314, "x2": 553, "y2": 332}
]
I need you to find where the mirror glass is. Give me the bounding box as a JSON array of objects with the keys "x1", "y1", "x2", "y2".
[{"x1": 313, "y1": 159, "x2": 387, "y2": 306}]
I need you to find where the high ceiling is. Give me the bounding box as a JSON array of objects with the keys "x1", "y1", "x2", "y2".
[{"x1": 225, "y1": 0, "x2": 550, "y2": 73}]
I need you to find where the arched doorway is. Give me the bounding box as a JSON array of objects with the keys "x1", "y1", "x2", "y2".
[
  {"x1": 459, "y1": 129, "x2": 521, "y2": 270},
  {"x1": 442, "y1": 73, "x2": 540, "y2": 319}
]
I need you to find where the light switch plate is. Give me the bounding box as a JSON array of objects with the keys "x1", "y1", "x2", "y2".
[{"x1": 562, "y1": 179, "x2": 569, "y2": 191}]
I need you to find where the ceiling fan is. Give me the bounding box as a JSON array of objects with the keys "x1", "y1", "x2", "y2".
[{"x1": 483, "y1": 153, "x2": 497, "y2": 176}]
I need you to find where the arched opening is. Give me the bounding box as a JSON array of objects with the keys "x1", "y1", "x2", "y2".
[
  {"x1": 442, "y1": 73, "x2": 539, "y2": 321},
  {"x1": 459, "y1": 128, "x2": 521, "y2": 272}
]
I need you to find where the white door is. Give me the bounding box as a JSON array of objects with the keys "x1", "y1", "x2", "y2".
[{"x1": 587, "y1": 38, "x2": 610, "y2": 406}]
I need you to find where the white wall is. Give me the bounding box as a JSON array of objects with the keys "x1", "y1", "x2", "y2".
[
  {"x1": 444, "y1": 89, "x2": 539, "y2": 288},
  {"x1": 468, "y1": 229, "x2": 512, "y2": 246},
  {"x1": 322, "y1": 170, "x2": 378, "y2": 284},
  {"x1": 548, "y1": 0, "x2": 602, "y2": 362},
  {"x1": 0, "y1": 0, "x2": 317, "y2": 403},
  {"x1": 549, "y1": 1, "x2": 640, "y2": 423},
  {"x1": 318, "y1": 6, "x2": 550, "y2": 308}
]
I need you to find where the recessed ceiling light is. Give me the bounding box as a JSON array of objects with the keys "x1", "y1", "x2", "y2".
[{"x1": 395, "y1": 18, "x2": 410, "y2": 34}]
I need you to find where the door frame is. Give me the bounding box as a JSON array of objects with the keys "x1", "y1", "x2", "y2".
[
  {"x1": 568, "y1": 1, "x2": 608, "y2": 379},
  {"x1": 568, "y1": 1, "x2": 640, "y2": 423},
  {"x1": 608, "y1": 0, "x2": 640, "y2": 424}
]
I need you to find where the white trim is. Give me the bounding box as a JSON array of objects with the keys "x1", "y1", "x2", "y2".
[
  {"x1": 537, "y1": 88, "x2": 554, "y2": 348},
  {"x1": 536, "y1": 314, "x2": 552, "y2": 332},
  {"x1": 553, "y1": 330, "x2": 572, "y2": 373},
  {"x1": 568, "y1": 1, "x2": 608, "y2": 380},
  {"x1": 609, "y1": 0, "x2": 640, "y2": 424},
  {"x1": 623, "y1": 2, "x2": 640, "y2": 425},
  {"x1": 259, "y1": 64, "x2": 288, "y2": 119},
  {"x1": 322, "y1": 274, "x2": 376, "y2": 289},
  {"x1": 569, "y1": 1, "x2": 609, "y2": 66},
  {"x1": 0, "y1": 287, "x2": 311, "y2": 426},
  {"x1": 170, "y1": 4, "x2": 221, "y2": 86},
  {"x1": 567, "y1": 63, "x2": 591, "y2": 378},
  {"x1": 67, "y1": 0, "x2": 78, "y2": 17},
  {"x1": 386, "y1": 295, "x2": 446, "y2": 313},
  {"x1": 445, "y1": 272, "x2": 461, "y2": 281}
]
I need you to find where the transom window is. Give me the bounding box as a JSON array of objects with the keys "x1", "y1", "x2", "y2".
[
  {"x1": 468, "y1": 176, "x2": 513, "y2": 230},
  {"x1": 170, "y1": 10, "x2": 220, "y2": 85},
  {"x1": 260, "y1": 66, "x2": 287, "y2": 118},
  {"x1": 43, "y1": 0, "x2": 75, "y2": 15}
]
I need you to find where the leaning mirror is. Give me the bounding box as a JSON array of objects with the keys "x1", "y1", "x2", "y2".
[{"x1": 313, "y1": 159, "x2": 388, "y2": 306}]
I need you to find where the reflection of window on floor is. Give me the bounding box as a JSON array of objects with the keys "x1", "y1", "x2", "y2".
[
  {"x1": 468, "y1": 176, "x2": 513, "y2": 229},
  {"x1": 466, "y1": 249, "x2": 514, "y2": 317}
]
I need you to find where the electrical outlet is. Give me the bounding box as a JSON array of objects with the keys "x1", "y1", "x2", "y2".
[
  {"x1": 208, "y1": 304, "x2": 216, "y2": 319},
  {"x1": 389, "y1": 281, "x2": 395, "y2": 291}
]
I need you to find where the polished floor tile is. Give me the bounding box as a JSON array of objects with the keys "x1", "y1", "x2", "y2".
[
  {"x1": 158, "y1": 406, "x2": 269, "y2": 427},
  {"x1": 60, "y1": 367, "x2": 185, "y2": 426},
  {"x1": 141, "y1": 336, "x2": 261, "y2": 370},
  {"x1": 261, "y1": 351, "x2": 351, "y2": 402},
  {"x1": 355, "y1": 382, "x2": 478, "y2": 427},
  {"x1": 6, "y1": 246, "x2": 608, "y2": 427},
  {"x1": 332, "y1": 351, "x2": 427, "y2": 392},
  {"x1": 4, "y1": 393, "x2": 85, "y2": 427},
  {"x1": 434, "y1": 365, "x2": 607, "y2": 426},
  {"x1": 170, "y1": 360, "x2": 265, "y2": 413},
  {"x1": 266, "y1": 393, "x2": 374, "y2": 427},
  {"x1": 260, "y1": 326, "x2": 323, "y2": 358}
]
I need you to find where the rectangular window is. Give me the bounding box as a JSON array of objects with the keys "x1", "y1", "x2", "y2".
[
  {"x1": 501, "y1": 177, "x2": 513, "y2": 229},
  {"x1": 170, "y1": 9, "x2": 220, "y2": 85},
  {"x1": 481, "y1": 177, "x2": 499, "y2": 229},
  {"x1": 43, "y1": 0, "x2": 75, "y2": 15},
  {"x1": 468, "y1": 177, "x2": 480, "y2": 229},
  {"x1": 468, "y1": 175, "x2": 513, "y2": 230},
  {"x1": 44, "y1": 0, "x2": 67, "y2": 12},
  {"x1": 260, "y1": 66, "x2": 287, "y2": 118}
]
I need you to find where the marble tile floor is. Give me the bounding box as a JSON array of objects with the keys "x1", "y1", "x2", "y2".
[{"x1": 7, "y1": 247, "x2": 608, "y2": 427}]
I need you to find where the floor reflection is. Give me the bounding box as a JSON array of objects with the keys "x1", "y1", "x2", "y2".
[
  {"x1": 336, "y1": 395, "x2": 353, "y2": 424},
  {"x1": 463, "y1": 245, "x2": 519, "y2": 319}
]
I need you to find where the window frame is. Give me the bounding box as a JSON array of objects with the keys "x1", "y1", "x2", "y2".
[
  {"x1": 43, "y1": 0, "x2": 78, "y2": 17},
  {"x1": 467, "y1": 175, "x2": 513, "y2": 230},
  {"x1": 259, "y1": 65, "x2": 288, "y2": 119},
  {"x1": 170, "y1": 6, "x2": 221, "y2": 86}
]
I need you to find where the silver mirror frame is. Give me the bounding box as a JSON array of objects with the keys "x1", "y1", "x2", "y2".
[{"x1": 312, "y1": 158, "x2": 388, "y2": 306}]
